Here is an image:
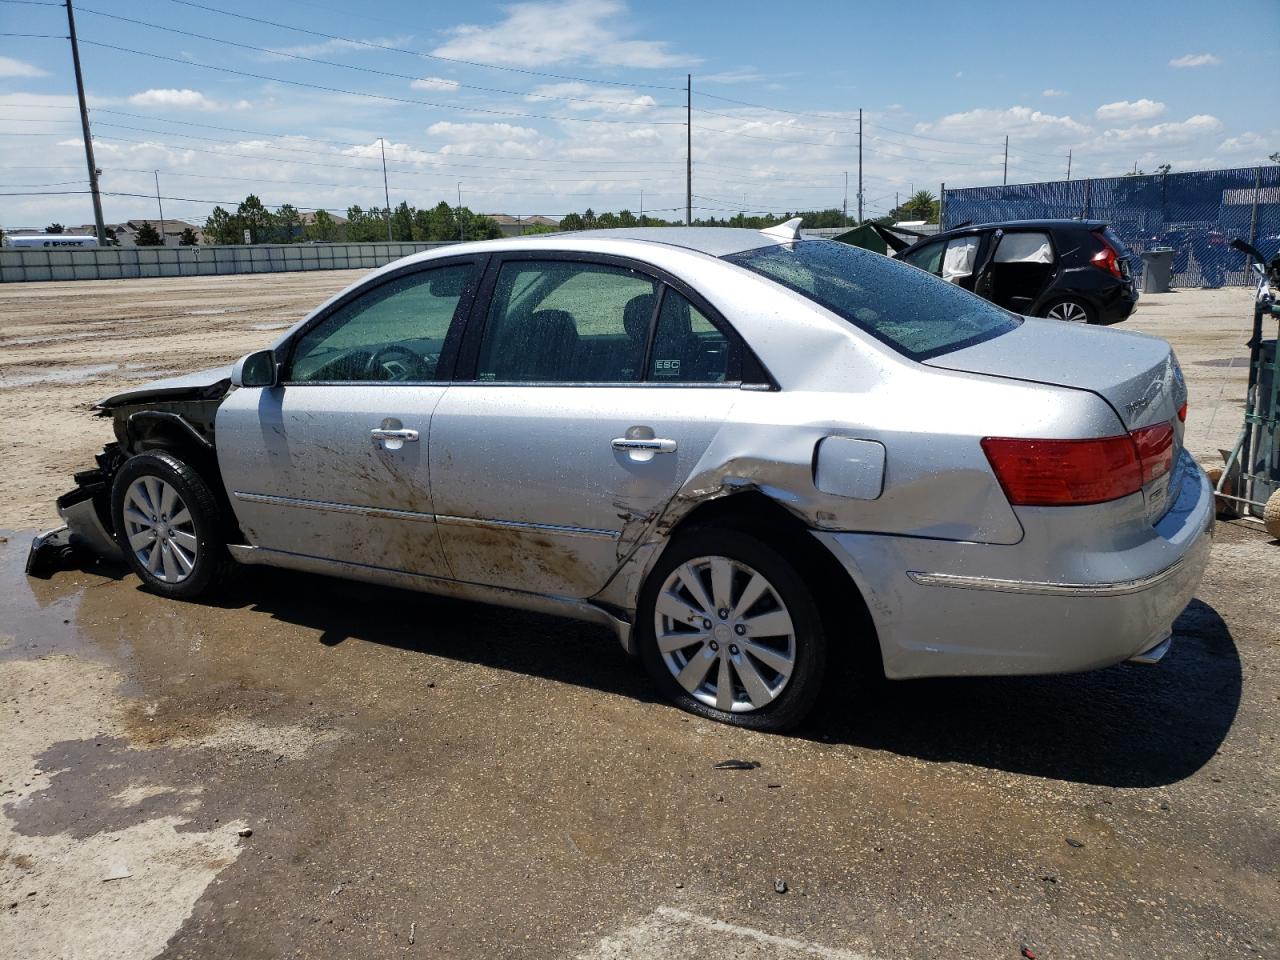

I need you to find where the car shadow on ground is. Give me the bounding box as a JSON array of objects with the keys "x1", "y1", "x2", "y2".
[
  {"x1": 205, "y1": 569, "x2": 1240, "y2": 789},
  {"x1": 811, "y1": 598, "x2": 1241, "y2": 788}
]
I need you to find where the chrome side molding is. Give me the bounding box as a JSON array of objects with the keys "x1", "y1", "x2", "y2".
[{"x1": 906, "y1": 557, "x2": 1185, "y2": 597}]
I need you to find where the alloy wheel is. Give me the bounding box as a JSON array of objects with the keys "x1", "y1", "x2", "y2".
[
  {"x1": 1047, "y1": 300, "x2": 1089, "y2": 323},
  {"x1": 122, "y1": 476, "x2": 199, "y2": 583},
  {"x1": 653, "y1": 556, "x2": 797, "y2": 713}
]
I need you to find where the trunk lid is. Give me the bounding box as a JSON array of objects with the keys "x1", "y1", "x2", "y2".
[{"x1": 926, "y1": 318, "x2": 1187, "y2": 521}]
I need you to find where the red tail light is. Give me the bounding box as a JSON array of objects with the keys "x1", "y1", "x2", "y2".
[
  {"x1": 1131, "y1": 421, "x2": 1174, "y2": 485},
  {"x1": 982, "y1": 422, "x2": 1176, "y2": 507},
  {"x1": 1091, "y1": 237, "x2": 1125, "y2": 279},
  {"x1": 1177, "y1": 401, "x2": 1187, "y2": 422}
]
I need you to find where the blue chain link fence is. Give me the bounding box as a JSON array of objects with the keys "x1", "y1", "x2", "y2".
[{"x1": 941, "y1": 165, "x2": 1280, "y2": 288}]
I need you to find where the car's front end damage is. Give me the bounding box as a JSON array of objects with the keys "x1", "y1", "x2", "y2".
[{"x1": 26, "y1": 367, "x2": 233, "y2": 577}]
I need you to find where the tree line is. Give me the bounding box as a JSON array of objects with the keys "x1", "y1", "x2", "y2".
[{"x1": 200, "y1": 195, "x2": 504, "y2": 245}]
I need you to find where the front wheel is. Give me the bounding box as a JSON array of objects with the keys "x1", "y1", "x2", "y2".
[
  {"x1": 1040, "y1": 297, "x2": 1095, "y2": 324},
  {"x1": 111, "y1": 451, "x2": 234, "y2": 600},
  {"x1": 636, "y1": 528, "x2": 828, "y2": 732}
]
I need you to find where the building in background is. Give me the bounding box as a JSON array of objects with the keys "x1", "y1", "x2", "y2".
[{"x1": 485, "y1": 214, "x2": 561, "y2": 236}]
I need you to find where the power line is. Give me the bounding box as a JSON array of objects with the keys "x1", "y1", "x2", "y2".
[
  {"x1": 74, "y1": 5, "x2": 684, "y2": 112},
  {"x1": 161, "y1": 0, "x2": 685, "y2": 91},
  {"x1": 76, "y1": 39, "x2": 685, "y2": 126}
]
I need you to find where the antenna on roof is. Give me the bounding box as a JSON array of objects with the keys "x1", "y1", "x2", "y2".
[{"x1": 760, "y1": 217, "x2": 803, "y2": 241}]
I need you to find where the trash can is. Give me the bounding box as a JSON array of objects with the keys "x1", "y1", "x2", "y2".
[{"x1": 1141, "y1": 247, "x2": 1174, "y2": 293}]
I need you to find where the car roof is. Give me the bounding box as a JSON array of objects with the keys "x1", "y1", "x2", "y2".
[
  {"x1": 494, "y1": 226, "x2": 782, "y2": 257},
  {"x1": 942, "y1": 218, "x2": 1107, "y2": 235}
]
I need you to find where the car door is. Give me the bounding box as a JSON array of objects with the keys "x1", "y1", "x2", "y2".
[
  {"x1": 978, "y1": 229, "x2": 1059, "y2": 314},
  {"x1": 215, "y1": 258, "x2": 482, "y2": 576},
  {"x1": 428, "y1": 254, "x2": 745, "y2": 599}
]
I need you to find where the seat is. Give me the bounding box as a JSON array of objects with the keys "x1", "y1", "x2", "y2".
[
  {"x1": 489, "y1": 308, "x2": 579, "y2": 381},
  {"x1": 622, "y1": 293, "x2": 656, "y2": 345}
]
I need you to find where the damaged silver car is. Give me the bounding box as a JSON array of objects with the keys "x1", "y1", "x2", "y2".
[{"x1": 33, "y1": 221, "x2": 1215, "y2": 731}]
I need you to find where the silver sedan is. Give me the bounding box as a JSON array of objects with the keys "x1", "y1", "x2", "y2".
[{"x1": 46, "y1": 223, "x2": 1214, "y2": 731}]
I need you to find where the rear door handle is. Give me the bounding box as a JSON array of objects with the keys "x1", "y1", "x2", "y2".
[
  {"x1": 371, "y1": 428, "x2": 419, "y2": 442},
  {"x1": 612, "y1": 437, "x2": 676, "y2": 453}
]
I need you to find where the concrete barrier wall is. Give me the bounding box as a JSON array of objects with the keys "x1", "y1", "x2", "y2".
[{"x1": 0, "y1": 242, "x2": 459, "y2": 283}]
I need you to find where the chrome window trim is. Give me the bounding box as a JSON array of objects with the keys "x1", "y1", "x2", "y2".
[
  {"x1": 233, "y1": 492, "x2": 617, "y2": 539},
  {"x1": 906, "y1": 557, "x2": 1185, "y2": 597}
]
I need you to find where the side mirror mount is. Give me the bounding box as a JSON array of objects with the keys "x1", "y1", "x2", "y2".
[{"x1": 231, "y1": 349, "x2": 277, "y2": 388}]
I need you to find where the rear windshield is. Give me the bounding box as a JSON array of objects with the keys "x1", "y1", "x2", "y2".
[{"x1": 724, "y1": 241, "x2": 1019, "y2": 361}]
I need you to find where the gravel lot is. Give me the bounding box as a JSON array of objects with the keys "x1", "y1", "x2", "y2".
[{"x1": 1, "y1": 273, "x2": 1276, "y2": 959}]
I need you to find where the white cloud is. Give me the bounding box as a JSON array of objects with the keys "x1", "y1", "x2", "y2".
[
  {"x1": 426, "y1": 121, "x2": 539, "y2": 142},
  {"x1": 1096, "y1": 98, "x2": 1166, "y2": 122},
  {"x1": 1100, "y1": 114, "x2": 1222, "y2": 144},
  {"x1": 267, "y1": 35, "x2": 414, "y2": 59},
  {"x1": 433, "y1": 0, "x2": 692, "y2": 69},
  {"x1": 525, "y1": 81, "x2": 656, "y2": 115},
  {"x1": 1169, "y1": 53, "x2": 1219, "y2": 68},
  {"x1": 918, "y1": 105, "x2": 1090, "y2": 139},
  {"x1": 1217, "y1": 131, "x2": 1273, "y2": 154},
  {"x1": 410, "y1": 77, "x2": 460, "y2": 92},
  {"x1": 128, "y1": 89, "x2": 229, "y2": 112},
  {"x1": 1042, "y1": 89, "x2": 1068, "y2": 98},
  {"x1": 701, "y1": 69, "x2": 766, "y2": 85},
  {"x1": 0, "y1": 56, "x2": 47, "y2": 79}
]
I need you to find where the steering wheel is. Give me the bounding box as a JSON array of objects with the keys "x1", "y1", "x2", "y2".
[{"x1": 363, "y1": 344, "x2": 428, "y2": 381}]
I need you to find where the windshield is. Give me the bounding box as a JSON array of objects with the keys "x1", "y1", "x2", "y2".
[{"x1": 724, "y1": 241, "x2": 1020, "y2": 361}]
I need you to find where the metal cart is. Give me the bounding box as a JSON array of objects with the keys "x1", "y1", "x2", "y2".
[{"x1": 1210, "y1": 239, "x2": 1280, "y2": 537}]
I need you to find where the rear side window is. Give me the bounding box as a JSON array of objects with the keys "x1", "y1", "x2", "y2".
[
  {"x1": 899, "y1": 239, "x2": 944, "y2": 274},
  {"x1": 725, "y1": 241, "x2": 1019, "y2": 361},
  {"x1": 649, "y1": 290, "x2": 732, "y2": 383},
  {"x1": 476, "y1": 260, "x2": 656, "y2": 382}
]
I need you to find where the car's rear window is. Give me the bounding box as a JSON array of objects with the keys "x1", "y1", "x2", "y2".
[{"x1": 723, "y1": 241, "x2": 1020, "y2": 361}]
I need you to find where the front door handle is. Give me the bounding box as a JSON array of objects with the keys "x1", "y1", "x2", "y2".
[
  {"x1": 612, "y1": 437, "x2": 676, "y2": 453},
  {"x1": 371, "y1": 428, "x2": 419, "y2": 442}
]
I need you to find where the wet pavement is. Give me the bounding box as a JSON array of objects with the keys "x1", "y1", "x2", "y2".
[{"x1": 2, "y1": 519, "x2": 1277, "y2": 960}]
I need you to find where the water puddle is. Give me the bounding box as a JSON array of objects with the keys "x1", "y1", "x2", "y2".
[{"x1": 0, "y1": 362, "x2": 173, "y2": 389}]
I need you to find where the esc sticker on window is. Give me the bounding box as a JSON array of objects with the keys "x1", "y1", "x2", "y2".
[{"x1": 654, "y1": 359, "x2": 681, "y2": 377}]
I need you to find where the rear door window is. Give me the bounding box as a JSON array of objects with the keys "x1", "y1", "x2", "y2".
[
  {"x1": 899, "y1": 239, "x2": 945, "y2": 275},
  {"x1": 649, "y1": 289, "x2": 734, "y2": 383},
  {"x1": 475, "y1": 260, "x2": 656, "y2": 382}
]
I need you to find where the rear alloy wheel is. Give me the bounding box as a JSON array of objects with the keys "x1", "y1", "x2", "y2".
[
  {"x1": 111, "y1": 450, "x2": 234, "y2": 600},
  {"x1": 1043, "y1": 298, "x2": 1094, "y2": 323},
  {"x1": 638, "y1": 529, "x2": 828, "y2": 731}
]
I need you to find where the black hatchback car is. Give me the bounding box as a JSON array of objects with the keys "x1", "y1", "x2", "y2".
[{"x1": 896, "y1": 219, "x2": 1138, "y2": 324}]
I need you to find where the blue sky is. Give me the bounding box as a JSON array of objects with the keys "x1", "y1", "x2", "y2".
[{"x1": 1, "y1": 0, "x2": 1275, "y2": 228}]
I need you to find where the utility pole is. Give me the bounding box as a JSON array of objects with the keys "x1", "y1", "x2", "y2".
[
  {"x1": 1066, "y1": 149, "x2": 1072, "y2": 181},
  {"x1": 379, "y1": 138, "x2": 392, "y2": 241},
  {"x1": 153, "y1": 170, "x2": 165, "y2": 244},
  {"x1": 66, "y1": 0, "x2": 106, "y2": 245},
  {"x1": 842, "y1": 171, "x2": 848, "y2": 227},
  {"x1": 857, "y1": 108, "x2": 863, "y2": 224},
  {"x1": 456, "y1": 182, "x2": 463, "y2": 242},
  {"x1": 894, "y1": 191, "x2": 899, "y2": 213},
  {"x1": 639, "y1": 189, "x2": 644, "y2": 226},
  {"x1": 1003, "y1": 135, "x2": 1009, "y2": 185},
  {"x1": 685, "y1": 74, "x2": 692, "y2": 226}
]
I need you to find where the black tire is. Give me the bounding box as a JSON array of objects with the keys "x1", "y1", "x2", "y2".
[
  {"x1": 111, "y1": 450, "x2": 234, "y2": 600},
  {"x1": 636, "y1": 528, "x2": 828, "y2": 732},
  {"x1": 1038, "y1": 296, "x2": 1096, "y2": 324}
]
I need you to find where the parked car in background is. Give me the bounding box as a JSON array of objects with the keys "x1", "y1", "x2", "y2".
[
  {"x1": 34, "y1": 224, "x2": 1210, "y2": 731},
  {"x1": 897, "y1": 219, "x2": 1139, "y2": 324}
]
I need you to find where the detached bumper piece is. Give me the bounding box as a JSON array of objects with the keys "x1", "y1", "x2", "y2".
[{"x1": 25, "y1": 443, "x2": 124, "y2": 579}]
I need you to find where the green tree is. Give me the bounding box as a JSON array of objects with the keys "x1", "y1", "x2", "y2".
[
  {"x1": 178, "y1": 227, "x2": 198, "y2": 246},
  {"x1": 236, "y1": 194, "x2": 273, "y2": 244},
  {"x1": 204, "y1": 206, "x2": 242, "y2": 244},
  {"x1": 46, "y1": 223, "x2": 64, "y2": 234},
  {"x1": 458, "y1": 207, "x2": 502, "y2": 240},
  {"x1": 134, "y1": 221, "x2": 163, "y2": 246},
  {"x1": 560, "y1": 212, "x2": 585, "y2": 231},
  {"x1": 391, "y1": 201, "x2": 414, "y2": 241},
  {"x1": 304, "y1": 209, "x2": 339, "y2": 242},
  {"x1": 581, "y1": 208, "x2": 597, "y2": 230},
  {"x1": 274, "y1": 204, "x2": 302, "y2": 242},
  {"x1": 899, "y1": 191, "x2": 940, "y2": 223},
  {"x1": 345, "y1": 205, "x2": 387, "y2": 242},
  {"x1": 617, "y1": 209, "x2": 637, "y2": 228},
  {"x1": 425, "y1": 201, "x2": 458, "y2": 241}
]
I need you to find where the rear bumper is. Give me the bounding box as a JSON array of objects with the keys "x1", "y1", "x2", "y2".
[{"x1": 815, "y1": 452, "x2": 1214, "y2": 679}]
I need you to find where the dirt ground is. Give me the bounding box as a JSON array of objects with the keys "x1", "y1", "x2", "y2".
[{"x1": 1, "y1": 274, "x2": 1277, "y2": 959}]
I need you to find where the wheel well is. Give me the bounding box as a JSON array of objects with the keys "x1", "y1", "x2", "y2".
[
  {"x1": 124, "y1": 417, "x2": 243, "y2": 542},
  {"x1": 666, "y1": 491, "x2": 882, "y2": 675}
]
